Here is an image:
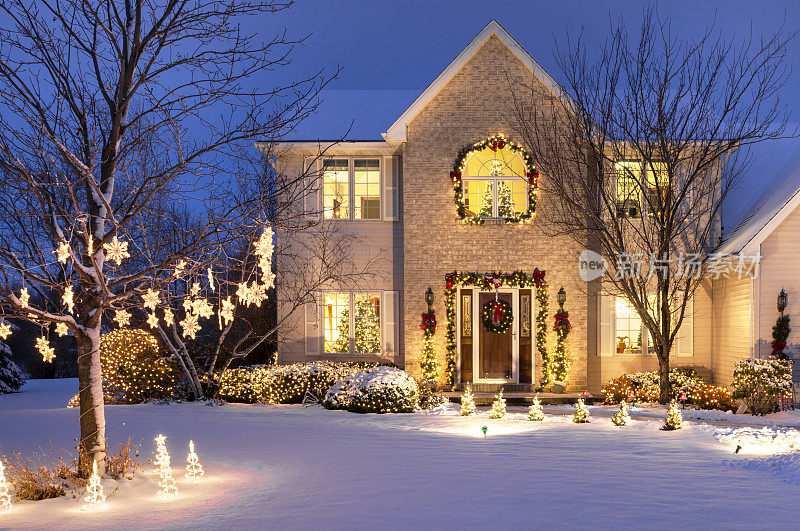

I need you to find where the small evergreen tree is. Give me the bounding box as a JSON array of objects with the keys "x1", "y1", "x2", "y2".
[
  {"x1": 488, "y1": 389, "x2": 507, "y2": 419},
  {"x1": 0, "y1": 459, "x2": 11, "y2": 513},
  {"x1": 460, "y1": 385, "x2": 476, "y2": 416},
  {"x1": 479, "y1": 181, "x2": 494, "y2": 217},
  {"x1": 354, "y1": 298, "x2": 381, "y2": 353},
  {"x1": 611, "y1": 400, "x2": 630, "y2": 426},
  {"x1": 0, "y1": 341, "x2": 24, "y2": 394},
  {"x1": 528, "y1": 394, "x2": 544, "y2": 421},
  {"x1": 662, "y1": 401, "x2": 682, "y2": 430},
  {"x1": 331, "y1": 307, "x2": 351, "y2": 353},
  {"x1": 419, "y1": 331, "x2": 439, "y2": 382},
  {"x1": 572, "y1": 398, "x2": 590, "y2": 423},
  {"x1": 497, "y1": 181, "x2": 515, "y2": 217}
]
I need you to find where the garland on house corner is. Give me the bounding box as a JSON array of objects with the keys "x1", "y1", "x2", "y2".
[
  {"x1": 450, "y1": 133, "x2": 539, "y2": 225},
  {"x1": 552, "y1": 308, "x2": 571, "y2": 383},
  {"x1": 444, "y1": 269, "x2": 549, "y2": 390}
]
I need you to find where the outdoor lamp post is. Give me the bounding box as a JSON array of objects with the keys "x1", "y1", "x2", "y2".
[
  {"x1": 778, "y1": 288, "x2": 788, "y2": 316},
  {"x1": 557, "y1": 286, "x2": 566, "y2": 310},
  {"x1": 425, "y1": 287, "x2": 434, "y2": 313}
]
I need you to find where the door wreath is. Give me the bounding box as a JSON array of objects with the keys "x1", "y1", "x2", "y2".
[{"x1": 481, "y1": 299, "x2": 513, "y2": 333}]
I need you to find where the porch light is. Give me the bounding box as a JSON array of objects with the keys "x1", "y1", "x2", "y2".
[
  {"x1": 425, "y1": 287, "x2": 435, "y2": 310},
  {"x1": 778, "y1": 288, "x2": 788, "y2": 315},
  {"x1": 557, "y1": 286, "x2": 566, "y2": 309}
]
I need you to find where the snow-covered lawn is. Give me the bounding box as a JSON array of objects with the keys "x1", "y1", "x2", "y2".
[{"x1": 2, "y1": 379, "x2": 800, "y2": 529}]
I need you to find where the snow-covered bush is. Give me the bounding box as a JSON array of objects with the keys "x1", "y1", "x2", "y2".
[
  {"x1": 322, "y1": 366, "x2": 419, "y2": 413},
  {"x1": 0, "y1": 341, "x2": 25, "y2": 394},
  {"x1": 417, "y1": 383, "x2": 448, "y2": 410},
  {"x1": 601, "y1": 368, "x2": 734, "y2": 410},
  {"x1": 218, "y1": 361, "x2": 389, "y2": 404},
  {"x1": 732, "y1": 358, "x2": 792, "y2": 415}
]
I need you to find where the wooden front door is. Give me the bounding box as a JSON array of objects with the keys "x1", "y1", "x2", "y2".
[{"x1": 478, "y1": 292, "x2": 514, "y2": 380}]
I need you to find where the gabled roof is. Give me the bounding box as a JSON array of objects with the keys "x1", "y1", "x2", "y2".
[
  {"x1": 716, "y1": 145, "x2": 800, "y2": 256},
  {"x1": 383, "y1": 20, "x2": 569, "y2": 142}
]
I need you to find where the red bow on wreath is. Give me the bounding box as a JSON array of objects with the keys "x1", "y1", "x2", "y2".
[
  {"x1": 445, "y1": 271, "x2": 457, "y2": 290},
  {"x1": 532, "y1": 268, "x2": 546, "y2": 288},
  {"x1": 554, "y1": 310, "x2": 571, "y2": 331},
  {"x1": 526, "y1": 170, "x2": 539, "y2": 186},
  {"x1": 420, "y1": 312, "x2": 436, "y2": 333},
  {"x1": 484, "y1": 274, "x2": 503, "y2": 289},
  {"x1": 493, "y1": 301, "x2": 504, "y2": 324},
  {"x1": 449, "y1": 171, "x2": 461, "y2": 182},
  {"x1": 771, "y1": 340, "x2": 786, "y2": 356}
]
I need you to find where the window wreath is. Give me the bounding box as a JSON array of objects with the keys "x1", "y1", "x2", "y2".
[
  {"x1": 449, "y1": 133, "x2": 539, "y2": 225},
  {"x1": 481, "y1": 298, "x2": 513, "y2": 333}
]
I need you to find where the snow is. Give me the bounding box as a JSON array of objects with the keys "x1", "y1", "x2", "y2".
[{"x1": 2, "y1": 379, "x2": 800, "y2": 528}]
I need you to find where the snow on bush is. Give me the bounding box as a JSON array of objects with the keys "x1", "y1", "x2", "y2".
[
  {"x1": 323, "y1": 366, "x2": 419, "y2": 413},
  {"x1": 217, "y1": 361, "x2": 390, "y2": 404},
  {"x1": 0, "y1": 341, "x2": 25, "y2": 394},
  {"x1": 732, "y1": 358, "x2": 792, "y2": 415}
]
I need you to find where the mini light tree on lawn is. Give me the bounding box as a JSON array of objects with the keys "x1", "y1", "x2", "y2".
[
  {"x1": 0, "y1": 459, "x2": 11, "y2": 513},
  {"x1": 154, "y1": 434, "x2": 178, "y2": 499},
  {"x1": 528, "y1": 394, "x2": 545, "y2": 421},
  {"x1": 662, "y1": 401, "x2": 682, "y2": 430},
  {"x1": 489, "y1": 389, "x2": 507, "y2": 419},
  {"x1": 460, "y1": 385, "x2": 476, "y2": 416},
  {"x1": 611, "y1": 400, "x2": 630, "y2": 426},
  {"x1": 185, "y1": 440, "x2": 204, "y2": 482},
  {"x1": 572, "y1": 398, "x2": 590, "y2": 423},
  {"x1": 82, "y1": 459, "x2": 107, "y2": 509}
]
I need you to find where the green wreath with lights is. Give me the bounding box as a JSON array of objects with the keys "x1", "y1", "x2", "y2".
[
  {"x1": 480, "y1": 299, "x2": 513, "y2": 333},
  {"x1": 449, "y1": 133, "x2": 540, "y2": 225}
]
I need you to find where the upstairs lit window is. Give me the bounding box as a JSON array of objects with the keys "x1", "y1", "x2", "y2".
[
  {"x1": 461, "y1": 146, "x2": 529, "y2": 219},
  {"x1": 322, "y1": 158, "x2": 381, "y2": 220}
]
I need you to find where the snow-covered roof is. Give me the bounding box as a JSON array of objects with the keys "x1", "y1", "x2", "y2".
[
  {"x1": 383, "y1": 20, "x2": 569, "y2": 142},
  {"x1": 717, "y1": 141, "x2": 800, "y2": 256}
]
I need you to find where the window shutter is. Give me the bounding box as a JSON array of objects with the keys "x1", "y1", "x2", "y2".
[
  {"x1": 675, "y1": 297, "x2": 693, "y2": 357},
  {"x1": 599, "y1": 293, "x2": 616, "y2": 356},
  {"x1": 381, "y1": 291, "x2": 399, "y2": 358},
  {"x1": 382, "y1": 156, "x2": 399, "y2": 221},
  {"x1": 304, "y1": 157, "x2": 321, "y2": 220},
  {"x1": 304, "y1": 294, "x2": 320, "y2": 356}
]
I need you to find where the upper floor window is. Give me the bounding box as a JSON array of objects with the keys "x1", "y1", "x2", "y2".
[
  {"x1": 452, "y1": 135, "x2": 539, "y2": 224},
  {"x1": 613, "y1": 160, "x2": 670, "y2": 218},
  {"x1": 322, "y1": 158, "x2": 381, "y2": 220}
]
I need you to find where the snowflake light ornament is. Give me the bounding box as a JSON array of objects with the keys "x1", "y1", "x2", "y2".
[
  {"x1": 62, "y1": 285, "x2": 75, "y2": 313},
  {"x1": 163, "y1": 308, "x2": 175, "y2": 327},
  {"x1": 142, "y1": 288, "x2": 160, "y2": 310},
  {"x1": 192, "y1": 298, "x2": 214, "y2": 319},
  {"x1": 36, "y1": 336, "x2": 55, "y2": 363},
  {"x1": 174, "y1": 259, "x2": 186, "y2": 277},
  {"x1": 55, "y1": 240, "x2": 71, "y2": 264},
  {"x1": 190, "y1": 283, "x2": 200, "y2": 297},
  {"x1": 103, "y1": 236, "x2": 130, "y2": 265},
  {"x1": 180, "y1": 313, "x2": 200, "y2": 339},
  {"x1": 219, "y1": 297, "x2": 234, "y2": 327},
  {"x1": 0, "y1": 321, "x2": 12, "y2": 340},
  {"x1": 19, "y1": 287, "x2": 29, "y2": 308},
  {"x1": 114, "y1": 310, "x2": 131, "y2": 327},
  {"x1": 147, "y1": 312, "x2": 160, "y2": 329},
  {"x1": 55, "y1": 322, "x2": 68, "y2": 337}
]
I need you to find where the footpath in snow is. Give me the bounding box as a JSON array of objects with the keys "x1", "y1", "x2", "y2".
[{"x1": 1, "y1": 379, "x2": 800, "y2": 529}]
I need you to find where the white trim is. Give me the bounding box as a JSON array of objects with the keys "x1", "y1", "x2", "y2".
[
  {"x1": 384, "y1": 20, "x2": 570, "y2": 142},
  {"x1": 739, "y1": 189, "x2": 800, "y2": 256}
]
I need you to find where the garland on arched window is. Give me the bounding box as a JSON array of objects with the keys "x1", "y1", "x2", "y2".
[{"x1": 449, "y1": 134, "x2": 539, "y2": 225}]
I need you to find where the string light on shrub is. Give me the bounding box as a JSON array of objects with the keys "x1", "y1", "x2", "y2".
[
  {"x1": 114, "y1": 310, "x2": 131, "y2": 327},
  {"x1": 82, "y1": 459, "x2": 107, "y2": 509},
  {"x1": 103, "y1": 236, "x2": 130, "y2": 265},
  {"x1": 572, "y1": 398, "x2": 590, "y2": 423},
  {"x1": 662, "y1": 401, "x2": 682, "y2": 430},
  {"x1": 0, "y1": 459, "x2": 11, "y2": 513},
  {"x1": 0, "y1": 321, "x2": 12, "y2": 340},
  {"x1": 100, "y1": 329, "x2": 175, "y2": 402},
  {"x1": 528, "y1": 394, "x2": 544, "y2": 421},
  {"x1": 142, "y1": 288, "x2": 160, "y2": 310},
  {"x1": 154, "y1": 434, "x2": 178, "y2": 499},
  {"x1": 55, "y1": 240, "x2": 71, "y2": 263},
  {"x1": 185, "y1": 440, "x2": 204, "y2": 481},
  {"x1": 488, "y1": 389, "x2": 507, "y2": 419},
  {"x1": 460, "y1": 385, "x2": 476, "y2": 416},
  {"x1": 36, "y1": 335, "x2": 55, "y2": 362},
  {"x1": 62, "y1": 285, "x2": 75, "y2": 313}
]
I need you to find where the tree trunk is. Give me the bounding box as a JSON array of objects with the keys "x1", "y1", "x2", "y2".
[
  {"x1": 657, "y1": 352, "x2": 670, "y2": 404},
  {"x1": 76, "y1": 325, "x2": 106, "y2": 475}
]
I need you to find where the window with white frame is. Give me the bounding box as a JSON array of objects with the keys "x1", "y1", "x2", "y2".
[
  {"x1": 615, "y1": 296, "x2": 644, "y2": 354},
  {"x1": 614, "y1": 159, "x2": 671, "y2": 218},
  {"x1": 322, "y1": 158, "x2": 381, "y2": 220},
  {"x1": 323, "y1": 292, "x2": 381, "y2": 354},
  {"x1": 462, "y1": 147, "x2": 528, "y2": 218}
]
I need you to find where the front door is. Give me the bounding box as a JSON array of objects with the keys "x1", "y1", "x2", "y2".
[{"x1": 477, "y1": 291, "x2": 515, "y2": 380}]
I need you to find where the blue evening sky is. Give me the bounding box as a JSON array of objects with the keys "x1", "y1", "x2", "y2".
[{"x1": 257, "y1": 0, "x2": 800, "y2": 233}]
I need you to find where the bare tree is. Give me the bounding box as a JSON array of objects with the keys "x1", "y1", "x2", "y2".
[
  {"x1": 509, "y1": 7, "x2": 794, "y2": 401},
  {"x1": 0, "y1": 0, "x2": 334, "y2": 472}
]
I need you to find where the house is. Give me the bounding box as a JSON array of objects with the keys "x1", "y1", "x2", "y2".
[{"x1": 270, "y1": 20, "x2": 794, "y2": 393}]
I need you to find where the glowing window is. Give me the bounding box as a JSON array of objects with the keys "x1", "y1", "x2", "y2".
[
  {"x1": 615, "y1": 297, "x2": 643, "y2": 354},
  {"x1": 322, "y1": 160, "x2": 349, "y2": 219},
  {"x1": 354, "y1": 159, "x2": 381, "y2": 220},
  {"x1": 353, "y1": 293, "x2": 381, "y2": 354},
  {"x1": 462, "y1": 146, "x2": 528, "y2": 218},
  {"x1": 614, "y1": 161, "x2": 642, "y2": 218},
  {"x1": 646, "y1": 161, "x2": 670, "y2": 217},
  {"x1": 323, "y1": 293, "x2": 350, "y2": 353}
]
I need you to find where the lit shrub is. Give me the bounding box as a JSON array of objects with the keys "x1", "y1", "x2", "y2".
[
  {"x1": 323, "y1": 366, "x2": 419, "y2": 413},
  {"x1": 217, "y1": 361, "x2": 392, "y2": 404},
  {"x1": 601, "y1": 368, "x2": 734, "y2": 411},
  {"x1": 732, "y1": 358, "x2": 792, "y2": 415},
  {"x1": 686, "y1": 381, "x2": 736, "y2": 412},
  {"x1": 100, "y1": 329, "x2": 178, "y2": 403}
]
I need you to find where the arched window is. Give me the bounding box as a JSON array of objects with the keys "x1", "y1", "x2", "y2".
[{"x1": 450, "y1": 135, "x2": 539, "y2": 224}]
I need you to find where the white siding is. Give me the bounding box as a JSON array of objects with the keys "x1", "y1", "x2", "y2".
[{"x1": 711, "y1": 275, "x2": 751, "y2": 386}]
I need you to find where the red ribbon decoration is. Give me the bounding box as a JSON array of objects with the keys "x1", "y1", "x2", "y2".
[
  {"x1": 497, "y1": 139, "x2": 506, "y2": 150},
  {"x1": 489, "y1": 141, "x2": 498, "y2": 152},
  {"x1": 449, "y1": 171, "x2": 461, "y2": 182},
  {"x1": 445, "y1": 271, "x2": 457, "y2": 290},
  {"x1": 527, "y1": 170, "x2": 539, "y2": 186},
  {"x1": 771, "y1": 341, "x2": 787, "y2": 356},
  {"x1": 493, "y1": 301, "x2": 504, "y2": 324},
  {"x1": 484, "y1": 274, "x2": 503, "y2": 289},
  {"x1": 420, "y1": 312, "x2": 436, "y2": 333},
  {"x1": 554, "y1": 310, "x2": 571, "y2": 331},
  {"x1": 532, "y1": 268, "x2": 546, "y2": 288}
]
